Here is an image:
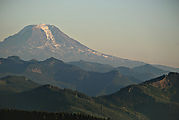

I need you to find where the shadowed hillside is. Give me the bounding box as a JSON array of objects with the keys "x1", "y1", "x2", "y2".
[
  {"x1": 0, "y1": 73, "x2": 179, "y2": 120},
  {"x1": 97, "y1": 72, "x2": 179, "y2": 120}
]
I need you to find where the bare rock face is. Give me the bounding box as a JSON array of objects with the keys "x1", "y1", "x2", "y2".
[
  {"x1": 150, "y1": 72, "x2": 179, "y2": 89},
  {"x1": 0, "y1": 24, "x2": 144, "y2": 67}
]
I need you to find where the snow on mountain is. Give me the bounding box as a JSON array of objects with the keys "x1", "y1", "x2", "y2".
[
  {"x1": 35, "y1": 24, "x2": 61, "y2": 49},
  {"x1": 0, "y1": 24, "x2": 145, "y2": 67}
]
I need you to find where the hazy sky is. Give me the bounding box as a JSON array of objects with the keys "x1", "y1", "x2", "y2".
[{"x1": 0, "y1": 0, "x2": 179, "y2": 67}]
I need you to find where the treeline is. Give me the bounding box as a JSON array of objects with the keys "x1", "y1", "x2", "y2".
[{"x1": 0, "y1": 109, "x2": 110, "y2": 120}]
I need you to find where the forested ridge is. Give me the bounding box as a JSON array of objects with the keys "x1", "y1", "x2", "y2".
[{"x1": 0, "y1": 109, "x2": 109, "y2": 120}]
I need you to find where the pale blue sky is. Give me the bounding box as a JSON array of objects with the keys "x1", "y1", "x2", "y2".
[{"x1": 0, "y1": 0, "x2": 179, "y2": 67}]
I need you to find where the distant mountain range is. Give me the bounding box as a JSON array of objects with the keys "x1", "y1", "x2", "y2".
[
  {"x1": 0, "y1": 56, "x2": 169, "y2": 96},
  {"x1": 154, "y1": 64, "x2": 179, "y2": 73},
  {"x1": 0, "y1": 72, "x2": 178, "y2": 120},
  {"x1": 114, "y1": 64, "x2": 169, "y2": 81}
]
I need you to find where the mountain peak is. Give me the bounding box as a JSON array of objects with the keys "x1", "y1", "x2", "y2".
[
  {"x1": 43, "y1": 57, "x2": 63, "y2": 64},
  {"x1": 0, "y1": 24, "x2": 145, "y2": 67},
  {"x1": 34, "y1": 24, "x2": 61, "y2": 49},
  {"x1": 7, "y1": 56, "x2": 21, "y2": 60}
]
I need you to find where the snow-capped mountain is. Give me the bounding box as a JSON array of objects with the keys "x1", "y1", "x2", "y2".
[{"x1": 0, "y1": 24, "x2": 144, "y2": 67}]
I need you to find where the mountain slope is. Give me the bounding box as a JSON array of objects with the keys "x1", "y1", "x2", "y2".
[
  {"x1": 0, "y1": 75, "x2": 39, "y2": 94},
  {"x1": 68, "y1": 61, "x2": 168, "y2": 81},
  {"x1": 68, "y1": 60, "x2": 114, "y2": 73},
  {"x1": 98, "y1": 72, "x2": 179, "y2": 120},
  {"x1": 0, "y1": 73, "x2": 178, "y2": 120},
  {"x1": 0, "y1": 24, "x2": 145, "y2": 67},
  {"x1": 0, "y1": 56, "x2": 138, "y2": 96},
  {"x1": 0, "y1": 83, "x2": 141, "y2": 120},
  {"x1": 132, "y1": 64, "x2": 168, "y2": 77},
  {"x1": 115, "y1": 64, "x2": 168, "y2": 81}
]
